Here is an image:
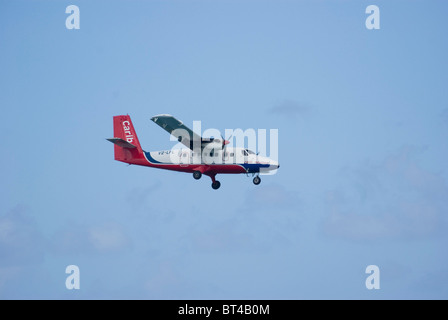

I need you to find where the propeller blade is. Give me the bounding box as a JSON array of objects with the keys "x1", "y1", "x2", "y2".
[{"x1": 221, "y1": 133, "x2": 232, "y2": 149}]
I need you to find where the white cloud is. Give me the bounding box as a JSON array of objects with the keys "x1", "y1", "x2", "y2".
[
  {"x1": 88, "y1": 222, "x2": 131, "y2": 253},
  {"x1": 51, "y1": 221, "x2": 132, "y2": 255},
  {"x1": 0, "y1": 206, "x2": 46, "y2": 267},
  {"x1": 323, "y1": 146, "x2": 448, "y2": 241}
]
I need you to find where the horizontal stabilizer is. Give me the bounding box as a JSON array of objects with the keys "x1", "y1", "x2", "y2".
[{"x1": 106, "y1": 138, "x2": 137, "y2": 149}]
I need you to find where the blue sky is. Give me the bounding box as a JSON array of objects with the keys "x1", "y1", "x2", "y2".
[{"x1": 1, "y1": 0, "x2": 448, "y2": 299}]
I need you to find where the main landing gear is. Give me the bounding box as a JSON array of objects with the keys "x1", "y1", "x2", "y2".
[
  {"x1": 193, "y1": 171, "x2": 221, "y2": 189},
  {"x1": 210, "y1": 174, "x2": 221, "y2": 190},
  {"x1": 192, "y1": 172, "x2": 261, "y2": 189},
  {"x1": 193, "y1": 171, "x2": 202, "y2": 180}
]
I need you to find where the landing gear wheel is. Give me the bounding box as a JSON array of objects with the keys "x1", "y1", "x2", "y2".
[
  {"x1": 193, "y1": 171, "x2": 202, "y2": 180},
  {"x1": 212, "y1": 181, "x2": 221, "y2": 190},
  {"x1": 253, "y1": 176, "x2": 261, "y2": 185}
]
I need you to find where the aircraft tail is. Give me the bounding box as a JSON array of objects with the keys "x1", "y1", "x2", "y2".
[{"x1": 107, "y1": 115, "x2": 145, "y2": 164}]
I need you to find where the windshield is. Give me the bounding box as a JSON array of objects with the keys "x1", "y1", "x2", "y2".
[{"x1": 243, "y1": 149, "x2": 256, "y2": 156}]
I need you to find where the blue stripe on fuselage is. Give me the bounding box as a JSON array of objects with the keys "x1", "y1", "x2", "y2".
[
  {"x1": 240, "y1": 163, "x2": 271, "y2": 173},
  {"x1": 144, "y1": 152, "x2": 163, "y2": 164}
]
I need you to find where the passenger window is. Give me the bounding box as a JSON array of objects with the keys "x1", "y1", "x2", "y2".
[{"x1": 230, "y1": 153, "x2": 234, "y2": 157}]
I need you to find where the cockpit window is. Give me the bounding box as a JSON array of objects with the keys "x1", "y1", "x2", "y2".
[{"x1": 244, "y1": 149, "x2": 255, "y2": 155}]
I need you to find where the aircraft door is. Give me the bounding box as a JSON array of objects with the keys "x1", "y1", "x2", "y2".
[{"x1": 180, "y1": 150, "x2": 190, "y2": 167}]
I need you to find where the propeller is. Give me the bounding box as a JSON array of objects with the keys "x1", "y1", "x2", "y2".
[
  {"x1": 200, "y1": 134, "x2": 232, "y2": 162},
  {"x1": 220, "y1": 133, "x2": 232, "y2": 162},
  {"x1": 220, "y1": 134, "x2": 231, "y2": 149}
]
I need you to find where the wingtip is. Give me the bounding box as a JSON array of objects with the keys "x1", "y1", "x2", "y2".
[{"x1": 151, "y1": 114, "x2": 173, "y2": 119}]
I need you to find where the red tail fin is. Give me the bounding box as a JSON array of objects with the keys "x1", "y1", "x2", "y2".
[{"x1": 107, "y1": 115, "x2": 145, "y2": 164}]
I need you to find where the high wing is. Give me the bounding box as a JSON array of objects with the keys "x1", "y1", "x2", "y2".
[
  {"x1": 151, "y1": 114, "x2": 201, "y2": 150},
  {"x1": 150, "y1": 114, "x2": 228, "y2": 151}
]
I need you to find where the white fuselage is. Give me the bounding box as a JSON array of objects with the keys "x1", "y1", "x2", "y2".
[{"x1": 148, "y1": 147, "x2": 278, "y2": 168}]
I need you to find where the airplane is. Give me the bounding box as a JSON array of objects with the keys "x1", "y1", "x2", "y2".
[{"x1": 107, "y1": 114, "x2": 279, "y2": 189}]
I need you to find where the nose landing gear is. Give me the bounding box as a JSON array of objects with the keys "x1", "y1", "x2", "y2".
[{"x1": 253, "y1": 175, "x2": 261, "y2": 185}]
